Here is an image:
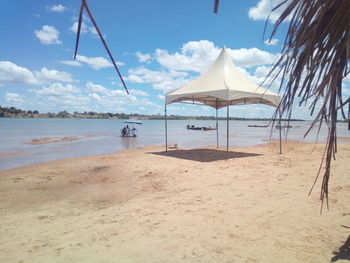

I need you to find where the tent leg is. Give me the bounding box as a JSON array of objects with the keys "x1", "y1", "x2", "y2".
[
  {"x1": 216, "y1": 107, "x2": 219, "y2": 148},
  {"x1": 279, "y1": 110, "x2": 282, "y2": 154},
  {"x1": 226, "y1": 104, "x2": 229, "y2": 152},
  {"x1": 348, "y1": 97, "x2": 350, "y2": 130},
  {"x1": 165, "y1": 104, "x2": 168, "y2": 152}
]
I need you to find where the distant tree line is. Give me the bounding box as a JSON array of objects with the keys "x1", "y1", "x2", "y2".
[
  {"x1": 0, "y1": 106, "x2": 39, "y2": 117},
  {"x1": 0, "y1": 105, "x2": 308, "y2": 121}
]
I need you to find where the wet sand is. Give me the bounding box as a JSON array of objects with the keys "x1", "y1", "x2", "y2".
[
  {"x1": 26, "y1": 135, "x2": 98, "y2": 145},
  {"x1": 0, "y1": 151, "x2": 31, "y2": 158},
  {"x1": 0, "y1": 141, "x2": 349, "y2": 263}
]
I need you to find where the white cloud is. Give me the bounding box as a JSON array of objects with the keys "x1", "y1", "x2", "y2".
[
  {"x1": 29, "y1": 83, "x2": 90, "y2": 110},
  {"x1": 78, "y1": 82, "x2": 153, "y2": 109},
  {"x1": 129, "y1": 89, "x2": 149, "y2": 96},
  {"x1": 86, "y1": 82, "x2": 108, "y2": 93},
  {"x1": 109, "y1": 89, "x2": 132, "y2": 98},
  {"x1": 46, "y1": 94, "x2": 91, "y2": 109},
  {"x1": 34, "y1": 25, "x2": 62, "y2": 45},
  {"x1": 128, "y1": 67, "x2": 188, "y2": 81},
  {"x1": 69, "y1": 21, "x2": 88, "y2": 34},
  {"x1": 157, "y1": 94, "x2": 165, "y2": 100},
  {"x1": 76, "y1": 55, "x2": 111, "y2": 70},
  {"x1": 0, "y1": 61, "x2": 74, "y2": 87},
  {"x1": 0, "y1": 61, "x2": 40, "y2": 85},
  {"x1": 89, "y1": 93, "x2": 102, "y2": 101},
  {"x1": 155, "y1": 40, "x2": 220, "y2": 73},
  {"x1": 135, "y1": 51, "x2": 152, "y2": 63},
  {"x1": 264, "y1": 38, "x2": 279, "y2": 46},
  {"x1": 125, "y1": 74, "x2": 144, "y2": 83},
  {"x1": 248, "y1": 0, "x2": 292, "y2": 23},
  {"x1": 152, "y1": 77, "x2": 190, "y2": 93},
  {"x1": 86, "y1": 81, "x2": 135, "y2": 102},
  {"x1": 127, "y1": 66, "x2": 190, "y2": 92},
  {"x1": 69, "y1": 21, "x2": 99, "y2": 37},
  {"x1": 50, "y1": 4, "x2": 66, "y2": 13},
  {"x1": 88, "y1": 89, "x2": 138, "y2": 109},
  {"x1": 59, "y1": 60, "x2": 82, "y2": 67},
  {"x1": 30, "y1": 83, "x2": 81, "y2": 96},
  {"x1": 89, "y1": 27, "x2": 100, "y2": 37},
  {"x1": 228, "y1": 48, "x2": 276, "y2": 68},
  {"x1": 34, "y1": 68, "x2": 74, "y2": 83},
  {"x1": 0, "y1": 59, "x2": 156, "y2": 112},
  {"x1": 244, "y1": 65, "x2": 282, "y2": 93},
  {"x1": 5, "y1": 92, "x2": 26, "y2": 105},
  {"x1": 155, "y1": 40, "x2": 276, "y2": 73},
  {"x1": 75, "y1": 55, "x2": 123, "y2": 70}
]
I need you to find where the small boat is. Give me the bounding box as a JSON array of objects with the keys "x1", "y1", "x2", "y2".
[
  {"x1": 122, "y1": 118, "x2": 142, "y2": 137},
  {"x1": 248, "y1": 125, "x2": 269, "y2": 128},
  {"x1": 125, "y1": 118, "x2": 142, "y2": 124},
  {"x1": 187, "y1": 125, "x2": 203, "y2": 130},
  {"x1": 202, "y1": 126, "x2": 217, "y2": 131}
]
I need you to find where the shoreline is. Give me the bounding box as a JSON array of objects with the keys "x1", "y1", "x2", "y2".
[
  {"x1": 2, "y1": 118, "x2": 348, "y2": 172},
  {"x1": 1, "y1": 141, "x2": 349, "y2": 262},
  {"x1": 1, "y1": 138, "x2": 349, "y2": 172}
]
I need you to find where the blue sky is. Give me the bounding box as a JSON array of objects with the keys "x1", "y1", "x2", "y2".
[{"x1": 1, "y1": 0, "x2": 349, "y2": 119}]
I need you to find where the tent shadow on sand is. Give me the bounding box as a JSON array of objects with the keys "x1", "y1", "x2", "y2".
[
  {"x1": 150, "y1": 148, "x2": 262, "y2": 162},
  {"x1": 331, "y1": 232, "x2": 350, "y2": 262}
]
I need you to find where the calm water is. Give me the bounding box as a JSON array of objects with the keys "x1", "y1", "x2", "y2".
[{"x1": 0, "y1": 118, "x2": 349, "y2": 171}]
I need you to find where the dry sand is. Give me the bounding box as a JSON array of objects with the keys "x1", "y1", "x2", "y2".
[{"x1": 0, "y1": 141, "x2": 349, "y2": 263}]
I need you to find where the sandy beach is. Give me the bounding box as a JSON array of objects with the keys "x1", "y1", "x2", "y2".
[{"x1": 0, "y1": 141, "x2": 349, "y2": 263}]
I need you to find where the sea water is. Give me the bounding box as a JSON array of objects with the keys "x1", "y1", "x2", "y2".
[{"x1": 0, "y1": 118, "x2": 349, "y2": 171}]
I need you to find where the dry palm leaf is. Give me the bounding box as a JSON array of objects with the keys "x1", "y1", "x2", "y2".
[
  {"x1": 74, "y1": 0, "x2": 129, "y2": 94},
  {"x1": 265, "y1": 0, "x2": 349, "y2": 211}
]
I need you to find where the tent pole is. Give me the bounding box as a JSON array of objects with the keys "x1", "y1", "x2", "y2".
[
  {"x1": 279, "y1": 109, "x2": 282, "y2": 154},
  {"x1": 165, "y1": 104, "x2": 168, "y2": 152},
  {"x1": 216, "y1": 100, "x2": 219, "y2": 148},
  {"x1": 348, "y1": 97, "x2": 350, "y2": 130},
  {"x1": 226, "y1": 103, "x2": 229, "y2": 152}
]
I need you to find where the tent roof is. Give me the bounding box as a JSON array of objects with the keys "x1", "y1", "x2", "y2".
[{"x1": 165, "y1": 47, "x2": 280, "y2": 109}]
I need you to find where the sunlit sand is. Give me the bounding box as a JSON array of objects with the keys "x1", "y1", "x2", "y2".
[{"x1": 0, "y1": 141, "x2": 349, "y2": 262}]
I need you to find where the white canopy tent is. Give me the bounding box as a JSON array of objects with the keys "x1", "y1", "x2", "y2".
[{"x1": 164, "y1": 47, "x2": 281, "y2": 151}]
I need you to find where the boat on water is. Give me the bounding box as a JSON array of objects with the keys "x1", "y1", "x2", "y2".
[
  {"x1": 202, "y1": 126, "x2": 217, "y2": 131},
  {"x1": 125, "y1": 118, "x2": 142, "y2": 124},
  {"x1": 187, "y1": 125, "x2": 203, "y2": 130},
  {"x1": 186, "y1": 125, "x2": 217, "y2": 131},
  {"x1": 248, "y1": 125, "x2": 269, "y2": 128},
  {"x1": 121, "y1": 118, "x2": 142, "y2": 137}
]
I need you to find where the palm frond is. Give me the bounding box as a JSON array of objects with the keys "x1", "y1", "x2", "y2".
[
  {"x1": 74, "y1": 0, "x2": 129, "y2": 94},
  {"x1": 266, "y1": 0, "x2": 350, "y2": 209}
]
